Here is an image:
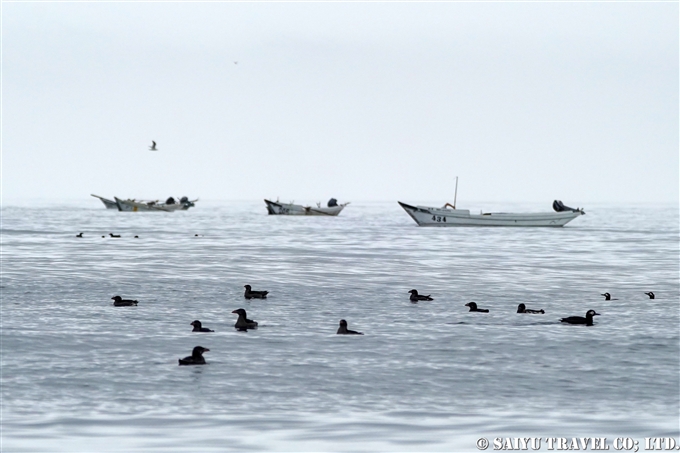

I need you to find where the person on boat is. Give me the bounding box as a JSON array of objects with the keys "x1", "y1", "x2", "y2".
[
  {"x1": 328, "y1": 198, "x2": 338, "y2": 207},
  {"x1": 166, "y1": 197, "x2": 176, "y2": 205}
]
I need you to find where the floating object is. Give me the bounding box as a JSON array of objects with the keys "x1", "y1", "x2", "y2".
[
  {"x1": 399, "y1": 200, "x2": 585, "y2": 227},
  {"x1": 264, "y1": 198, "x2": 349, "y2": 216},
  {"x1": 91, "y1": 194, "x2": 118, "y2": 209},
  {"x1": 149, "y1": 141, "x2": 157, "y2": 151},
  {"x1": 114, "y1": 196, "x2": 196, "y2": 212}
]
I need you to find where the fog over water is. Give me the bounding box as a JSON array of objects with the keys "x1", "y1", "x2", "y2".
[{"x1": 3, "y1": 2, "x2": 678, "y2": 203}]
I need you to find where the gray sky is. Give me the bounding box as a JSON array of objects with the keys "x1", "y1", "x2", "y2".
[{"x1": 3, "y1": 2, "x2": 678, "y2": 204}]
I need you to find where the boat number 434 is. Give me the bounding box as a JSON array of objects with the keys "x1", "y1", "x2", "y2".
[{"x1": 432, "y1": 215, "x2": 447, "y2": 222}]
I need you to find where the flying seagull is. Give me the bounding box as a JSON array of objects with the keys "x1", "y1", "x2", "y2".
[{"x1": 149, "y1": 141, "x2": 158, "y2": 151}]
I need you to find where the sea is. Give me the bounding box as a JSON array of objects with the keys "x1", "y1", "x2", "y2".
[{"x1": 1, "y1": 200, "x2": 678, "y2": 452}]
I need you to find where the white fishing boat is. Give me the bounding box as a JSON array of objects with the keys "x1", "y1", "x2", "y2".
[
  {"x1": 398, "y1": 200, "x2": 584, "y2": 227},
  {"x1": 264, "y1": 198, "x2": 349, "y2": 216},
  {"x1": 91, "y1": 194, "x2": 118, "y2": 209},
  {"x1": 114, "y1": 196, "x2": 197, "y2": 212}
]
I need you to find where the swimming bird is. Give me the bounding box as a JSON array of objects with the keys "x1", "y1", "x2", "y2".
[
  {"x1": 465, "y1": 302, "x2": 489, "y2": 313},
  {"x1": 190, "y1": 320, "x2": 214, "y2": 332},
  {"x1": 232, "y1": 308, "x2": 258, "y2": 330},
  {"x1": 517, "y1": 303, "x2": 544, "y2": 314},
  {"x1": 244, "y1": 285, "x2": 268, "y2": 299},
  {"x1": 149, "y1": 141, "x2": 157, "y2": 151},
  {"x1": 645, "y1": 292, "x2": 655, "y2": 299},
  {"x1": 111, "y1": 296, "x2": 138, "y2": 306},
  {"x1": 560, "y1": 310, "x2": 600, "y2": 326},
  {"x1": 109, "y1": 233, "x2": 121, "y2": 238},
  {"x1": 337, "y1": 319, "x2": 363, "y2": 335},
  {"x1": 178, "y1": 346, "x2": 209, "y2": 365},
  {"x1": 409, "y1": 289, "x2": 433, "y2": 302},
  {"x1": 601, "y1": 292, "x2": 618, "y2": 301},
  {"x1": 76, "y1": 232, "x2": 83, "y2": 238},
  {"x1": 134, "y1": 235, "x2": 139, "y2": 238}
]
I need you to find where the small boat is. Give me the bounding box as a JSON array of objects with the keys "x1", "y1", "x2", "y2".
[
  {"x1": 114, "y1": 196, "x2": 197, "y2": 212},
  {"x1": 91, "y1": 194, "x2": 118, "y2": 209},
  {"x1": 264, "y1": 198, "x2": 349, "y2": 216},
  {"x1": 398, "y1": 200, "x2": 585, "y2": 227}
]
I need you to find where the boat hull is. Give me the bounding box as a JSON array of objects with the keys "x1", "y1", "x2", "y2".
[
  {"x1": 114, "y1": 197, "x2": 194, "y2": 212},
  {"x1": 264, "y1": 200, "x2": 348, "y2": 216},
  {"x1": 91, "y1": 194, "x2": 118, "y2": 209},
  {"x1": 398, "y1": 202, "x2": 583, "y2": 227}
]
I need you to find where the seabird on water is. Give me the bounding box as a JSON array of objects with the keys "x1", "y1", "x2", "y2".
[
  {"x1": 111, "y1": 296, "x2": 138, "y2": 306},
  {"x1": 149, "y1": 141, "x2": 158, "y2": 151},
  {"x1": 517, "y1": 303, "x2": 544, "y2": 314},
  {"x1": 191, "y1": 320, "x2": 214, "y2": 332},
  {"x1": 560, "y1": 310, "x2": 600, "y2": 326},
  {"x1": 232, "y1": 308, "x2": 258, "y2": 330},
  {"x1": 465, "y1": 302, "x2": 489, "y2": 313},
  {"x1": 337, "y1": 319, "x2": 363, "y2": 335},
  {"x1": 178, "y1": 346, "x2": 209, "y2": 365},
  {"x1": 409, "y1": 289, "x2": 433, "y2": 302},
  {"x1": 244, "y1": 285, "x2": 268, "y2": 299}
]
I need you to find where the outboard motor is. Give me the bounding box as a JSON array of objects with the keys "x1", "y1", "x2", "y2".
[
  {"x1": 166, "y1": 197, "x2": 176, "y2": 205},
  {"x1": 328, "y1": 198, "x2": 338, "y2": 207},
  {"x1": 553, "y1": 200, "x2": 583, "y2": 213}
]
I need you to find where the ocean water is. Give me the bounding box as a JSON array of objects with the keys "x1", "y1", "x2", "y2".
[{"x1": 1, "y1": 200, "x2": 678, "y2": 452}]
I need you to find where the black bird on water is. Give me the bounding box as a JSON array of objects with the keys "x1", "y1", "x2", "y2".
[
  {"x1": 337, "y1": 319, "x2": 363, "y2": 335},
  {"x1": 517, "y1": 303, "x2": 545, "y2": 314},
  {"x1": 190, "y1": 320, "x2": 214, "y2": 332},
  {"x1": 645, "y1": 292, "x2": 655, "y2": 299},
  {"x1": 111, "y1": 296, "x2": 138, "y2": 306},
  {"x1": 76, "y1": 232, "x2": 83, "y2": 238},
  {"x1": 109, "y1": 233, "x2": 121, "y2": 238},
  {"x1": 560, "y1": 310, "x2": 600, "y2": 326},
  {"x1": 601, "y1": 292, "x2": 618, "y2": 301},
  {"x1": 232, "y1": 308, "x2": 258, "y2": 330},
  {"x1": 178, "y1": 346, "x2": 209, "y2": 365},
  {"x1": 409, "y1": 289, "x2": 433, "y2": 302},
  {"x1": 465, "y1": 302, "x2": 489, "y2": 313},
  {"x1": 149, "y1": 141, "x2": 158, "y2": 151},
  {"x1": 244, "y1": 285, "x2": 268, "y2": 299}
]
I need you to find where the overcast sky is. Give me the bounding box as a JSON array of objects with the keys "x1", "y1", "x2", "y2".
[{"x1": 3, "y1": 2, "x2": 678, "y2": 204}]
